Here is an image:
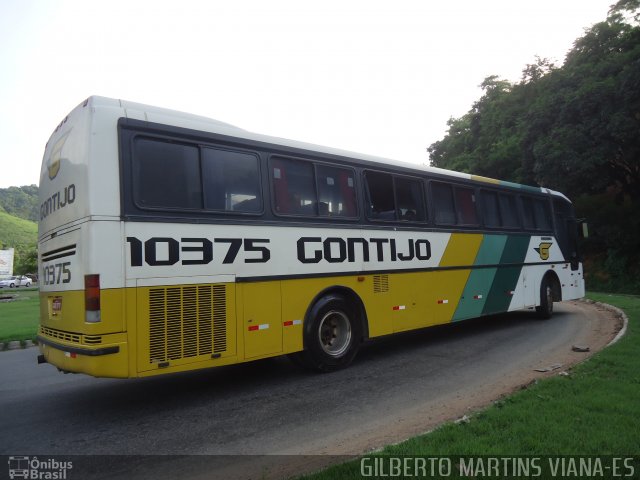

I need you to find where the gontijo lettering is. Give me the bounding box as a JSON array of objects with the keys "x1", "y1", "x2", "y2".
[
  {"x1": 125, "y1": 236, "x2": 432, "y2": 266},
  {"x1": 40, "y1": 184, "x2": 75, "y2": 220}
]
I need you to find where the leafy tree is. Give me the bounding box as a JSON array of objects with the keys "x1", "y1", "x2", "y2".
[
  {"x1": 13, "y1": 244, "x2": 37, "y2": 275},
  {"x1": 428, "y1": 0, "x2": 640, "y2": 292}
]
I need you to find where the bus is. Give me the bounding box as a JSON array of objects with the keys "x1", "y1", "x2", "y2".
[{"x1": 37, "y1": 96, "x2": 585, "y2": 378}]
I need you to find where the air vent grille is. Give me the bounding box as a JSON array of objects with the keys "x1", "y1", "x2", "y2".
[
  {"x1": 373, "y1": 274, "x2": 389, "y2": 293},
  {"x1": 40, "y1": 326, "x2": 81, "y2": 344},
  {"x1": 148, "y1": 284, "x2": 227, "y2": 364}
]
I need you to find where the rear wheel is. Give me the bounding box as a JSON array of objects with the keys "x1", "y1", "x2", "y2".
[
  {"x1": 536, "y1": 277, "x2": 554, "y2": 319},
  {"x1": 291, "y1": 294, "x2": 361, "y2": 372}
]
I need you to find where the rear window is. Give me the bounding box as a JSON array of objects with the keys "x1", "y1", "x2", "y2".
[
  {"x1": 132, "y1": 137, "x2": 262, "y2": 213},
  {"x1": 133, "y1": 138, "x2": 201, "y2": 209}
]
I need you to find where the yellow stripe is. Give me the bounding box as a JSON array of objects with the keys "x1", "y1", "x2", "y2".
[
  {"x1": 439, "y1": 233, "x2": 483, "y2": 266},
  {"x1": 470, "y1": 174, "x2": 501, "y2": 185}
]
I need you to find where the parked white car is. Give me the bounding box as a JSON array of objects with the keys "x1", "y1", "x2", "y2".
[{"x1": 0, "y1": 275, "x2": 32, "y2": 288}]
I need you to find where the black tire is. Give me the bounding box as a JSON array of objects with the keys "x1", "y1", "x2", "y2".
[
  {"x1": 535, "y1": 276, "x2": 554, "y2": 319},
  {"x1": 292, "y1": 294, "x2": 362, "y2": 373},
  {"x1": 9, "y1": 283, "x2": 15, "y2": 288}
]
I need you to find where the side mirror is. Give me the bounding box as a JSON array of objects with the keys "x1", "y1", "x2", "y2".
[{"x1": 578, "y1": 220, "x2": 589, "y2": 239}]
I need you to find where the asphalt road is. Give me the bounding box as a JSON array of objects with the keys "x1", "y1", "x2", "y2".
[{"x1": 0, "y1": 302, "x2": 613, "y2": 480}]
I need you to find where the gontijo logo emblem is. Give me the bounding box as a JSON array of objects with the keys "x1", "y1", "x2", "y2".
[
  {"x1": 535, "y1": 242, "x2": 553, "y2": 261},
  {"x1": 47, "y1": 131, "x2": 70, "y2": 180}
]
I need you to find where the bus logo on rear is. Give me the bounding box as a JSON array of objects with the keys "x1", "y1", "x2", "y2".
[
  {"x1": 47, "y1": 132, "x2": 70, "y2": 180},
  {"x1": 48, "y1": 159, "x2": 60, "y2": 180}
]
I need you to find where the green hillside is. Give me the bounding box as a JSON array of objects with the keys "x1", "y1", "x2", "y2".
[
  {"x1": 0, "y1": 211, "x2": 37, "y2": 247},
  {"x1": 0, "y1": 211, "x2": 37, "y2": 274},
  {"x1": 0, "y1": 185, "x2": 39, "y2": 222}
]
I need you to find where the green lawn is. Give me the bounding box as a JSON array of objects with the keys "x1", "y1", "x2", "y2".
[
  {"x1": 302, "y1": 293, "x2": 640, "y2": 479},
  {"x1": 0, "y1": 287, "x2": 40, "y2": 344}
]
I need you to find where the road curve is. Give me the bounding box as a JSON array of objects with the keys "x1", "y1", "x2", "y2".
[{"x1": 0, "y1": 301, "x2": 619, "y2": 479}]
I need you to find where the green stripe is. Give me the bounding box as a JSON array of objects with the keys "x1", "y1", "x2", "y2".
[
  {"x1": 453, "y1": 235, "x2": 506, "y2": 321},
  {"x1": 482, "y1": 235, "x2": 531, "y2": 315}
]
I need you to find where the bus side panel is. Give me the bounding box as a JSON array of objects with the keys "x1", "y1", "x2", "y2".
[
  {"x1": 482, "y1": 236, "x2": 531, "y2": 315},
  {"x1": 242, "y1": 281, "x2": 282, "y2": 359},
  {"x1": 135, "y1": 281, "x2": 237, "y2": 375},
  {"x1": 453, "y1": 235, "x2": 506, "y2": 321}
]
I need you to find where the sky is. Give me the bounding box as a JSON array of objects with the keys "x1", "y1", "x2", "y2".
[{"x1": 0, "y1": 0, "x2": 613, "y2": 188}]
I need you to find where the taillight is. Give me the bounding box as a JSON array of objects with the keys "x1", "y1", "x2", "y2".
[{"x1": 84, "y1": 274, "x2": 101, "y2": 323}]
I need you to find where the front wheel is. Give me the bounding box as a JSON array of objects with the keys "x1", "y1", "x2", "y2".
[
  {"x1": 292, "y1": 294, "x2": 362, "y2": 372},
  {"x1": 535, "y1": 277, "x2": 554, "y2": 319}
]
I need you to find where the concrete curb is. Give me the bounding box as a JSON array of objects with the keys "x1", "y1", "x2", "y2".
[
  {"x1": 0, "y1": 339, "x2": 38, "y2": 351},
  {"x1": 580, "y1": 298, "x2": 629, "y2": 347}
]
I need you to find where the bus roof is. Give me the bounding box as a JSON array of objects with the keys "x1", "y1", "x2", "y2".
[{"x1": 88, "y1": 96, "x2": 569, "y2": 201}]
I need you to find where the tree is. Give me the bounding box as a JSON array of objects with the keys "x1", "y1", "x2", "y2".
[{"x1": 427, "y1": 1, "x2": 640, "y2": 292}]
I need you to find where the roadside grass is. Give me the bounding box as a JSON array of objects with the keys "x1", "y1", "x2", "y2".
[
  {"x1": 0, "y1": 287, "x2": 39, "y2": 344},
  {"x1": 302, "y1": 293, "x2": 640, "y2": 479}
]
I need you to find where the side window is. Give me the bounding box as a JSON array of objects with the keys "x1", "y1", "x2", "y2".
[
  {"x1": 202, "y1": 148, "x2": 261, "y2": 213},
  {"x1": 272, "y1": 157, "x2": 317, "y2": 216},
  {"x1": 533, "y1": 199, "x2": 552, "y2": 230},
  {"x1": 498, "y1": 194, "x2": 519, "y2": 228},
  {"x1": 317, "y1": 165, "x2": 357, "y2": 217},
  {"x1": 432, "y1": 182, "x2": 456, "y2": 225},
  {"x1": 365, "y1": 171, "x2": 396, "y2": 220},
  {"x1": 481, "y1": 191, "x2": 501, "y2": 227},
  {"x1": 133, "y1": 138, "x2": 202, "y2": 209},
  {"x1": 395, "y1": 177, "x2": 426, "y2": 221},
  {"x1": 455, "y1": 187, "x2": 478, "y2": 225},
  {"x1": 521, "y1": 197, "x2": 536, "y2": 229}
]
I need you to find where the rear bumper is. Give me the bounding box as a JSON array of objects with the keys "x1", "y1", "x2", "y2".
[
  {"x1": 37, "y1": 335, "x2": 120, "y2": 356},
  {"x1": 38, "y1": 331, "x2": 129, "y2": 378}
]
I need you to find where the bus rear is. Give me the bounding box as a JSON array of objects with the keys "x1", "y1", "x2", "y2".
[{"x1": 37, "y1": 97, "x2": 129, "y2": 377}]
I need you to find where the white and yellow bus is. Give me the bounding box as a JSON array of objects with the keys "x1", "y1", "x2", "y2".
[{"x1": 37, "y1": 96, "x2": 585, "y2": 378}]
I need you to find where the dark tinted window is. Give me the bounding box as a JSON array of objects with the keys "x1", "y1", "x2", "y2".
[
  {"x1": 455, "y1": 187, "x2": 478, "y2": 225},
  {"x1": 481, "y1": 191, "x2": 500, "y2": 227},
  {"x1": 317, "y1": 165, "x2": 357, "y2": 217},
  {"x1": 432, "y1": 182, "x2": 456, "y2": 225},
  {"x1": 499, "y1": 194, "x2": 519, "y2": 228},
  {"x1": 396, "y1": 177, "x2": 426, "y2": 221},
  {"x1": 133, "y1": 138, "x2": 201, "y2": 209},
  {"x1": 533, "y1": 198, "x2": 552, "y2": 230},
  {"x1": 365, "y1": 171, "x2": 396, "y2": 220},
  {"x1": 202, "y1": 148, "x2": 261, "y2": 213},
  {"x1": 272, "y1": 157, "x2": 317, "y2": 215},
  {"x1": 521, "y1": 197, "x2": 536, "y2": 229}
]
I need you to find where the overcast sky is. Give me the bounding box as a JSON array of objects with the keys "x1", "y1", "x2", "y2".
[{"x1": 0, "y1": 0, "x2": 612, "y2": 188}]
